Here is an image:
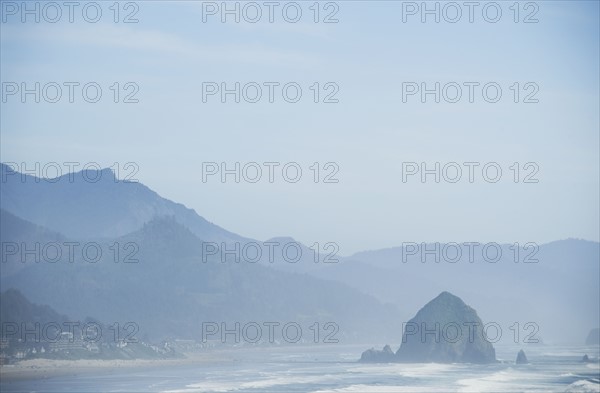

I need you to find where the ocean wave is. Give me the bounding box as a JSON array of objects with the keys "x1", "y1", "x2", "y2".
[
  {"x1": 310, "y1": 384, "x2": 453, "y2": 393},
  {"x1": 564, "y1": 379, "x2": 600, "y2": 393},
  {"x1": 352, "y1": 362, "x2": 456, "y2": 377},
  {"x1": 456, "y1": 369, "x2": 534, "y2": 393},
  {"x1": 161, "y1": 373, "x2": 342, "y2": 393}
]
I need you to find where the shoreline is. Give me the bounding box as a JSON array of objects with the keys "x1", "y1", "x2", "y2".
[
  {"x1": 0, "y1": 344, "x2": 365, "y2": 382},
  {"x1": 0, "y1": 352, "x2": 229, "y2": 382}
]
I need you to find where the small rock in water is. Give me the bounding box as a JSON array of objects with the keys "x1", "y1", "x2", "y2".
[
  {"x1": 360, "y1": 344, "x2": 395, "y2": 363},
  {"x1": 516, "y1": 349, "x2": 528, "y2": 364},
  {"x1": 582, "y1": 354, "x2": 590, "y2": 363}
]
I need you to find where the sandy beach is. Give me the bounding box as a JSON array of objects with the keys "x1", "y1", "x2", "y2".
[{"x1": 0, "y1": 352, "x2": 230, "y2": 382}]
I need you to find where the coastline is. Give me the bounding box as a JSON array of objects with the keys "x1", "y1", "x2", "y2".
[{"x1": 0, "y1": 352, "x2": 229, "y2": 382}]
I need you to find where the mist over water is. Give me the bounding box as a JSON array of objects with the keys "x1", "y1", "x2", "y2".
[{"x1": 1, "y1": 1, "x2": 599, "y2": 392}]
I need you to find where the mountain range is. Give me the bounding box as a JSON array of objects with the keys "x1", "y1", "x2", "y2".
[{"x1": 1, "y1": 163, "x2": 598, "y2": 344}]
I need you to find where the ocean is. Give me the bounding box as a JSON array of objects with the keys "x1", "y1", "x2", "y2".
[{"x1": 2, "y1": 345, "x2": 599, "y2": 392}]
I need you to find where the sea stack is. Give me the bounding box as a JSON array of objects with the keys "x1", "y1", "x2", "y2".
[
  {"x1": 395, "y1": 291, "x2": 496, "y2": 364},
  {"x1": 585, "y1": 328, "x2": 599, "y2": 345},
  {"x1": 516, "y1": 349, "x2": 528, "y2": 364},
  {"x1": 360, "y1": 344, "x2": 395, "y2": 362}
]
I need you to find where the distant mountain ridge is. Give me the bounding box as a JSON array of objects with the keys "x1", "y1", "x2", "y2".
[
  {"x1": 0, "y1": 288, "x2": 68, "y2": 327},
  {"x1": 0, "y1": 163, "x2": 245, "y2": 243},
  {"x1": 0, "y1": 208, "x2": 400, "y2": 341}
]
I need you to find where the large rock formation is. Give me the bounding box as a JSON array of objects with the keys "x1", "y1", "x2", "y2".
[
  {"x1": 395, "y1": 292, "x2": 496, "y2": 364},
  {"x1": 585, "y1": 328, "x2": 599, "y2": 345}
]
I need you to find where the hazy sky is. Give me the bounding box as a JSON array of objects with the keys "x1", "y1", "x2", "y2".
[{"x1": 1, "y1": 1, "x2": 598, "y2": 255}]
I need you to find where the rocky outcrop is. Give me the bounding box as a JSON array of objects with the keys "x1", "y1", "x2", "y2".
[
  {"x1": 516, "y1": 349, "x2": 528, "y2": 364},
  {"x1": 582, "y1": 354, "x2": 590, "y2": 363},
  {"x1": 360, "y1": 344, "x2": 395, "y2": 362},
  {"x1": 395, "y1": 292, "x2": 496, "y2": 364}
]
